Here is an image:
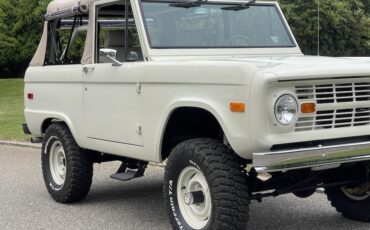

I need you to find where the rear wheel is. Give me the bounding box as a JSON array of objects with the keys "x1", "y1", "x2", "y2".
[
  {"x1": 42, "y1": 123, "x2": 93, "y2": 203},
  {"x1": 164, "y1": 138, "x2": 250, "y2": 230},
  {"x1": 326, "y1": 182, "x2": 370, "y2": 222}
]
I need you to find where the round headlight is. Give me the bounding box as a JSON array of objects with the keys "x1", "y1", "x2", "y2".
[{"x1": 274, "y1": 94, "x2": 298, "y2": 125}]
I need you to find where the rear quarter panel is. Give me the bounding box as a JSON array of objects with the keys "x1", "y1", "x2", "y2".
[{"x1": 24, "y1": 65, "x2": 85, "y2": 145}]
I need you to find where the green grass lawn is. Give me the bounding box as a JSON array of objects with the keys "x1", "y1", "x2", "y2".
[{"x1": 0, "y1": 79, "x2": 29, "y2": 141}]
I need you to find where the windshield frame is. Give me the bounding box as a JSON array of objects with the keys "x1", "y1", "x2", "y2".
[{"x1": 139, "y1": 0, "x2": 297, "y2": 49}]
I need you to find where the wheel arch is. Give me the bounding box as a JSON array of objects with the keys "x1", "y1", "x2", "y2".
[
  {"x1": 40, "y1": 115, "x2": 81, "y2": 146},
  {"x1": 159, "y1": 101, "x2": 231, "y2": 161},
  {"x1": 41, "y1": 118, "x2": 58, "y2": 134}
]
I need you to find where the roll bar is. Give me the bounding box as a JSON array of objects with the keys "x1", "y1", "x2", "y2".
[
  {"x1": 44, "y1": 3, "x2": 89, "y2": 21},
  {"x1": 60, "y1": 19, "x2": 136, "y2": 29}
]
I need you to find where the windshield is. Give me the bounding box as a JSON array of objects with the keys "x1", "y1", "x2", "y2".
[{"x1": 141, "y1": 1, "x2": 295, "y2": 48}]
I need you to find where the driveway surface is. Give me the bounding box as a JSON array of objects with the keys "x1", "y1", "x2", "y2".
[{"x1": 0, "y1": 144, "x2": 369, "y2": 230}]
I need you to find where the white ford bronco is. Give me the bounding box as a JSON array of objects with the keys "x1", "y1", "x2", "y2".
[{"x1": 24, "y1": 0, "x2": 370, "y2": 229}]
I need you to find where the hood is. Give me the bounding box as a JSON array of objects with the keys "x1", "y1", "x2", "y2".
[
  {"x1": 233, "y1": 55, "x2": 370, "y2": 81},
  {"x1": 153, "y1": 55, "x2": 370, "y2": 81}
]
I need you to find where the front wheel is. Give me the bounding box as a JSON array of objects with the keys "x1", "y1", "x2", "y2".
[
  {"x1": 326, "y1": 182, "x2": 370, "y2": 222},
  {"x1": 164, "y1": 138, "x2": 250, "y2": 230}
]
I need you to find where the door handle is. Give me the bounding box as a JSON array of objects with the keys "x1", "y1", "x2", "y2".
[{"x1": 82, "y1": 66, "x2": 95, "y2": 73}]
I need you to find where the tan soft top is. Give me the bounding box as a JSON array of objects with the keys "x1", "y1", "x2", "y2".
[
  {"x1": 30, "y1": 0, "x2": 97, "y2": 67},
  {"x1": 47, "y1": 0, "x2": 94, "y2": 14}
]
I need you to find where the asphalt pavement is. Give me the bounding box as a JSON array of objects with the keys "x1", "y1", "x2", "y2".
[{"x1": 0, "y1": 144, "x2": 369, "y2": 230}]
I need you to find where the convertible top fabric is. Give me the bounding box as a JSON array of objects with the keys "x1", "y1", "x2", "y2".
[
  {"x1": 47, "y1": 0, "x2": 94, "y2": 15},
  {"x1": 30, "y1": 0, "x2": 96, "y2": 66}
]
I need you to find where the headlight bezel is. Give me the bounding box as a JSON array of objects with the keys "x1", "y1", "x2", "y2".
[{"x1": 274, "y1": 94, "x2": 299, "y2": 126}]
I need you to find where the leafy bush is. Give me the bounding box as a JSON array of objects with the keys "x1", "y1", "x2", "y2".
[
  {"x1": 280, "y1": 0, "x2": 370, "y2": 56},
  {"x1": 0, "y1": 0, "x2": 49, "y2": 77}
]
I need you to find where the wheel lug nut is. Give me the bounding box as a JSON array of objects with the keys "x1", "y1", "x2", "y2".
[{"x1": 184, "y1": 191, "x2": 205, "y2": 205}]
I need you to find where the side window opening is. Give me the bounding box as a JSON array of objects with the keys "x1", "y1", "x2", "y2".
[
  {"x1": 96, "y1": 2, "x2": 143, "y2": 64},
  {"x1": 45, "y1": 16, "x2": 88, "y2": 65}
]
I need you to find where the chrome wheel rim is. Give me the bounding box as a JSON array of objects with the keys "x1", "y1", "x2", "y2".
[
  {"x1": 177, "y1": 166, "x2": 211, "y2": 229},
  {"x1": 49, "y1": 140, "x2": 66, "y2": 186},
  {"x1": 341, "y1": 182, "x2": 370, "y2": 201}
]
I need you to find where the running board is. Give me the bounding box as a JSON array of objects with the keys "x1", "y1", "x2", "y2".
[{"x1": 110, "y1": 161, "x2": 147, "y2": 181}]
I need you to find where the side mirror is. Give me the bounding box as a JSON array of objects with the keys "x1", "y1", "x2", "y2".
[
  {"x1": 99, "y1": 48, "x2": 122, "y2": 66},
  {"x1": 100, "y1": 48, "x2": 117, "y2": 59},
  {"x1": 126, "y1": 51, "x2": 139, "y2": 62}
]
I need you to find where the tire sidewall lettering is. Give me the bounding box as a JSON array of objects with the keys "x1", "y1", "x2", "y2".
[
  {"x1": 43, "y1": 135, "x2": 64, "y2": 192},
  {"x1": 168, "y1": 179, "x2": 185, "y2": 229},
  {"x1": 189, "y1": 160, "x2": 200, "y2": 170},
  {"x1": 166, "y1": 153, "x2": 210, "y2": 230},
  {"x1": 49, "y1": 182, "x2": 62, "y2": 191},
  {"x1": 43, "y1": 136, "x2": 58, "y2": 155}
]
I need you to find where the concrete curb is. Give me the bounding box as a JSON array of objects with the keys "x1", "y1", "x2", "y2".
[{"x1": 0, "y1": 140, "x2": 41, "y2": 149}]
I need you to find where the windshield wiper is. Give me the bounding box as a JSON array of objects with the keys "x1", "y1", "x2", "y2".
[
  {"x1": 221, "y1": 0, "x2": 256, "y2": 11},
  {"x1": 169, "y1": 0, "x2": 207, "y2": 9}
]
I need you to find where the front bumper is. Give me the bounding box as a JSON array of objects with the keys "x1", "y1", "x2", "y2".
[{"x1": 253, "y1": 141, "x2": 370, "y2": 173}]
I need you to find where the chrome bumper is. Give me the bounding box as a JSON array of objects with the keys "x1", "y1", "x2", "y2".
[{"x1": 253, "y1": 141, "x2": 370, "y2": 173}]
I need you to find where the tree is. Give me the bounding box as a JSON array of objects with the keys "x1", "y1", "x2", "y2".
[
  {"x1": 0, "y1": 0, "x2": 50, "y2": 77},
  {"x1": 0, "y1": 0, "x2": 369, "y2": 77},
  {"x1": 361, "y1": 0, "x2": 370, "y2": 15},
  {"x1": 0, "y1": 1, "x2": 18, "y2": 76},
  {"x1": 279, "y1": 0, "x2": 370, "y2": 56}
]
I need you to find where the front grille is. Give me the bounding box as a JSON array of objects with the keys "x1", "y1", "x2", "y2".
[
  {"x1": 296, "y1": 82, "x2": 370, "y2": 104},
  {"x1": 294, "y1": 81, "x2": 370, "y2": 132}
]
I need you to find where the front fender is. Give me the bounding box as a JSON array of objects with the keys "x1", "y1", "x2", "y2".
[{"x1": 156, "y1": 98, "x2": 251, "y2": 161}]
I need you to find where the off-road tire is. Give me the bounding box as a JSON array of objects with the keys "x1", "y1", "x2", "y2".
[
  {"x1": 42, "y1": 123, "x2": 93, "y2": 203},
  {"x1": 325, "y1": 186, "x2": 370, "y2": 222},
  {"x1": 164, "y1": 138, "x2": 250, "y2": 230}
]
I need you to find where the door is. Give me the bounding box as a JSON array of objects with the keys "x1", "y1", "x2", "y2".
[{"x1": 83, "y1": 1, "x2": 144, "y2": 147}]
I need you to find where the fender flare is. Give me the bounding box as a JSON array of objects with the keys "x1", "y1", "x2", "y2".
[
  {"x1": 156, "y1": 99, "x2": 232, "y2": 161},
  {"x1": 39, "y1": 112, "x2": 81, "y2": 146}
]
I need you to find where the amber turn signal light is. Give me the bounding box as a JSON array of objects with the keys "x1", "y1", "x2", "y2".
[
  {"x1": 301, "y1": 103, "x2": 316, "y2": 113},
  {"x1": 230, "y1": 102, "x2": 246, "y2": 113}
]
